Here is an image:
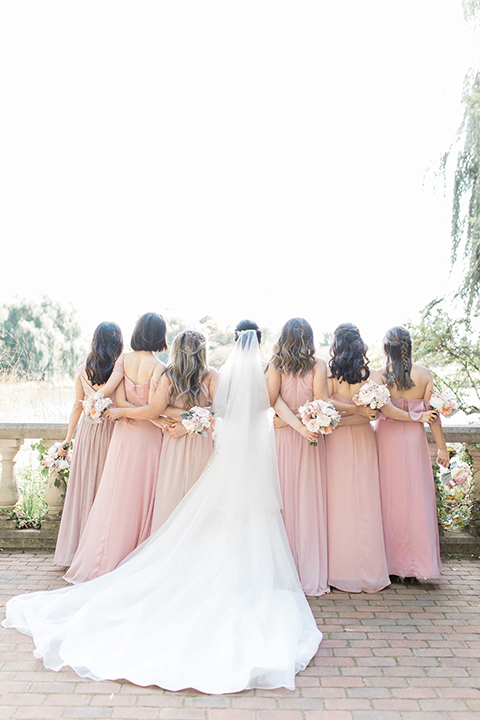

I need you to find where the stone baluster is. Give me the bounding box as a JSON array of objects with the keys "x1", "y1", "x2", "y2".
[
  {"x1": 40, "y1": 437, "x2": 67, "y2": 528},
  {"x1": 0, "y1": 438, "x2": 25, "y2": 526},
  {"x1": 467, "y1": 444, "x2": 480, "y2": 537}
]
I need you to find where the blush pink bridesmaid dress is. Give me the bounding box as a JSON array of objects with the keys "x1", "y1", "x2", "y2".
[
  {"x1": 274, "y1": 373, "x2": 329, "y2": 596},
  {"x1": 375, "y1": 398, "x2": 442, "y2": 579},
  {"x1": 54, "y1": 365, "x2": 123, "y2": 567},
  {"x1": 325, "y1": 395, "x2": 390, "y2": 593},
  {"x1": 151, "y1": 386, "x2": 214, "y2": 533},
  {"x1": 64, "y1": 371, "x2": 163, "y2": 584}
]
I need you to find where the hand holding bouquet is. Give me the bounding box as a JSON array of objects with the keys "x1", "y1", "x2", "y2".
[
  {"x1": 180, "y1": 406, "x2": 215, "y2": 436},
  {"x1": 82, "y1": 392, "x2": 113, "y2": 423},
  {"x1": 298, "y1": 399, "x2": 341, "y2": 446},
  {"x1": 352, "y1": 379, "x2": 391, "y2": 409},
  {"x1": 429, "y1": 389, "x2": 458, "y2": 417},
  {"x1": 42, "y1": 442, "x2": 73, "y2": 477}
]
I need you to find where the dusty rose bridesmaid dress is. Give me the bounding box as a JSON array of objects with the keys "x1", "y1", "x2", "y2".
[
  {"x1": 274, "y1": 373, "x2": 329, "y2": 596},
  {"x1": 375, "y1": 398, "x2": 442, "y2": 579},
  {"x1": 151, "y1": 387, "x2": 214, "y2": 533},
  {"x1": 54, "y1": 368, "x2": 123, "y2": 567},
  {"x1": 64, "y1": 373, "x2": 163, "y2": 584},
  {"x1": 325, "y1": 396, "x2": 389, "y2": 593}
]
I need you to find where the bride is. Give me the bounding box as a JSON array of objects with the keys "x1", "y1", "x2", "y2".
[{"x1": 2, "y1": 330, "x2": 321, "y2": 694}]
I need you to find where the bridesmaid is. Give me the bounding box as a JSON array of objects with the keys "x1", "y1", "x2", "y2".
[
  {"x1": 375, "y1": 326, "x2": 448, "y2": 581},
  {"x1": 266, "y1": 317, "x2": 330, "y2": 596},
  {"x1": 325, "y1": 323, "x2": 400, "y2": 593},
  {"x1": 149, "y1": 330, "x2": 218, "y2": 531},
  {"x1": 64, "y1": 312, "x2": 168, "y2": 584},
  {"x1": 54, "y1": 322, "x2": 124, "y2": 567}
]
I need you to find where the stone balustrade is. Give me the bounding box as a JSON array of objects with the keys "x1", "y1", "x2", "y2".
[{"x1": 0, "y1": 422, "x2": 479, "y2": 550}]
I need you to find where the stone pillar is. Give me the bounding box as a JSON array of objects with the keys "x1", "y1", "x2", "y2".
[
  {"x1": 0, "y1": 438, "x2": 24, "y2": 513},
  {"x1": 44, "y1": 470, "x2": 66, "y2": 519},
  {"x1": 467, "y1": 445, "x2": 480, "y2": 536}
]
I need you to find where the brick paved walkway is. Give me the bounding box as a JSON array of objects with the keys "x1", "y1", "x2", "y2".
[{"x1": 0, "y1": 553, "x2": 479, "y2": 720}]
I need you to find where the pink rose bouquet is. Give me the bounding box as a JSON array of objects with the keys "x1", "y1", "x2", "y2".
[
  {"x1": 429, "y1": 389, "x2": 458, "y2": 417},
  {"x1": 180, "y1": 406, "x2": 215, "y2": 436},
  {"x1": 352, "y1": 379, "x2": 391, "y2": 409},
  {"x1": 82, "y1": 392, "x2": 113, "y2": 423},
  {"x1": 298, "y1": 399, "x2": 341, "y2": 446},
  {"x1": 42, "y1": 442, "x2": 73, "y2": 479}
]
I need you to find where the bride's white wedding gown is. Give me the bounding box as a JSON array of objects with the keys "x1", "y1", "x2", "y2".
[{"x1": 3, "y1": 331, "x2": 321, "y2": 694}]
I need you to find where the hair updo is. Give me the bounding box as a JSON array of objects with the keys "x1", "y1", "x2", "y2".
[
  {"x1": 270, "y1": 317, "x2": 316, "y2": 377},
  {"x1": 328, "y1": 323, "x2": 370, "y2": 385},
  {"x1": 383, "y1": 326, "x2": 415, "y2": 390},
  {"x1": 234, "y1": 319, "x2": 262, "y2": 344}
]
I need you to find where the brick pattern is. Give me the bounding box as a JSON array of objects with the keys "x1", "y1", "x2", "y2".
[{"x1": 0, "y1": 553, "x2": 479, "y2": 719}]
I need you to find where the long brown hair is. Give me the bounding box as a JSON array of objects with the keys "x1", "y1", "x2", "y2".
[
  {"x1": 383, "y1": 326, "x2": 415, "y2": 390},
  {"x1": 328, "y1": 323, "x2": 370, "y2": 385},
  {"x1": 270, "y1": 318, "x2": 316, "y2": 377},
  {"x1": 85, "y1": 322, "x2": 123, "y2": 386},
  {"x1": 166, "y1": 330, "x2": 209, "y2": 408}
]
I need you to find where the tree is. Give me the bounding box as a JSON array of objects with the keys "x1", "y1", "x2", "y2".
[
  {"x1": 441, "y1": 1, "x2": 480, "y2": 310},
  {"x1": 407, "y1": 299, "x2": 480, "y2": 415},
  {"x1": 0, "y1": 296, "x2": 85, "y2": 380}
]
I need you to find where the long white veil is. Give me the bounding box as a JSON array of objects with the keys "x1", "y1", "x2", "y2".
[{"x1": 3, "y1": 329, "x2": 321, "y2": 694}]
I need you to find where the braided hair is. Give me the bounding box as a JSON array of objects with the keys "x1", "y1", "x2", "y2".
[
  {"x1": 329, "y1": 323, "x2": 370, "y2": 385},
  {"x1": 383, "y1": 326, "x2": 415, "y2": 391}
]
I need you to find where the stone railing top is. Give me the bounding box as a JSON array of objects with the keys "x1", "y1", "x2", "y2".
[
  {"x1": 425, "y1": 425, "x2": 480, "y2": 445},
  {"x1": 0, "y1": 423, "x2": 68, "y2": 440}
]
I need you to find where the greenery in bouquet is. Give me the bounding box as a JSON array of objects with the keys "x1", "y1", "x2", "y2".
[
  {"x1": 33, "y1": 439, "x2": 74, "y2": 489},
  {"x1": 434, "y1": 444, "x2": 474, "y2": 532}
]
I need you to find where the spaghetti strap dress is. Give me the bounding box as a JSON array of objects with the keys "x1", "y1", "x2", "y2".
[
  {"x1": 151, "y1": 385, "x2": 214, "y2": 532},
  {"x1": 64, "y1": 371, "x2": 163, "y2": 584},
  {"x1": 274, "y1": 373, "x2": 329, "y2": 596},
  {"x1": 54, "y1": 363, "x2": 123, "y2": 567}
]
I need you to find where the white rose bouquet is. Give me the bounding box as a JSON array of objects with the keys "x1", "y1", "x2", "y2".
[
  {"x1": 352, "y1": 379, "x2": 391, "y2": 410},
  {"x1": 82, "y1": 392, "x2": 113, "y2": 423},
  {"x1": 180, "y1": 406, "x2": 216, "y2": 437},
  {"x1": 298, "y1": 399, "x2": 341, "y2": 446},
  {"x1": 41, "y1": 442, "x2": 73, "y2": 482},
  {"x1": 429, "y1": 389, "x2": 458, "y2": 417}
]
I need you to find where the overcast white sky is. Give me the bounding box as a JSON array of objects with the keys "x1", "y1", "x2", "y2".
[{"x1": 0, "y1": 1, "x2": 478, "y2": 346}]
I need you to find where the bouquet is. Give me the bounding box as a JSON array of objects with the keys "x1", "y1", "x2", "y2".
[
  {"x1": 180, "y1": 406, "x2": 216, "y2": 436},
  {"x1": 429, "y1": 388, "x2": 458, "y2": 417},
  {"x1": 298, "y1": 399, "x2": 341, "y2": 446},
  {"x1": 82, "y1": 392, "x2": 113, "y2": 423},
  {"x1": 352, "y1": 379, "x2": 391, "y2": 409},
  {"x1": 41, "y1": 442, "x2": 73, "y2": 482}
]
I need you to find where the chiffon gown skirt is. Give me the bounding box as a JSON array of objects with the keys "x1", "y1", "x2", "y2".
[
  {"x1": 64, "y1": 377, "x2": 163, "y2": 584},
  {"x1": 375, "y1": 398, "x2": 442, "y2": 579},
  {"x1": 151, "y1": 431, "x2": 214, "y2": 532},
  {"x1": 3, "y1": 331, "x2": 321, "y2": 694},
  {"x1": 274, "y1": 373, "x2": 329, "y2": 596},
  {"x1": 325, "y1": 397, "x2": 390, "y2": 593},
  {"x1": 54, "y1": 377, "x2": 116, "y2": 567}
]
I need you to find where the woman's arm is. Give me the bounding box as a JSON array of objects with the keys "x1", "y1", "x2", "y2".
[
  {"x1": 108, "y1": 373, "x2": 171, "y2": 421},
  {"x1": 273, "y1": 395, "x2": 320, "y2": 444},
  {"x1": 429, "y1": 422, "x2": 450, "y2": 468},
  {"x1": 58, "y1": 370, "x2": 85, "y2": 452},
  {"x1": 265, "y1": 364, "x2": 281, "y2": 407},
  {"x1": 98, "y1": 355, "x2": 125, "y2": 399}
]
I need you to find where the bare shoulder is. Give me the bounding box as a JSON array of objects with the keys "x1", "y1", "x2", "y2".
[
  {"x1": 314, "y1": 358, "x2": 327, "y2": 372},
  {"x1": 152, "y1": 361, "x2": 167, "y2": 381},
  {"x1": 369, "y1": 368, "x2": 383, "y2": 384},
  {"x1": 412, "y1": 363, "x2": 432, "y2": 381}
]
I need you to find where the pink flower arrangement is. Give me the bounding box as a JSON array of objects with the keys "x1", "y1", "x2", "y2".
[
  {"x1": 298, "y1": 399, "x2": 341, "y2": 446},
  {"x1": 42, "y1": 442, "x2": 73, "y2": 475},
  {"x1": 82, "y1": 392, "x2": 113, "y2": 423},
  {"x1": 429, "y1": 389, "x2": 458, "y2": 417},
  {"x1": 352, "y1": 379, "x2": 391, "y2": 409},
  {"x1": 180, "y1": 406, "x2": 215, "y2": 436}
]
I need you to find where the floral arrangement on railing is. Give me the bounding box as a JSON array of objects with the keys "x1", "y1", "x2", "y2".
[{"x1": 434, "y1": 443, "x2": 473, "y2": 532}]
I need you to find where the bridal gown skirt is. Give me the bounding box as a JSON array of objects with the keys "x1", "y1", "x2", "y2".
[
  {"x1": 4, "y1": 450, "x2": 321, "y2": 693},
  {"x1": 375, "y1": 399, "x2": 442, "y2": 579}
]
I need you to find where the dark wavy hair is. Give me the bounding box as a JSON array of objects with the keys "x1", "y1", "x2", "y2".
[
  {"x1": 85, "y1": 322, "x2": 124, "y2": 387},
  {"x1": 130, "y1": 312, "x2": 168, "y2": 353},
  {"x1": 270, "y1": 317, "x2": 316, "y2": 377},
  {"x1": 328, "y1": 323, "x2": 370, "y2": 385},
  {"x1": 383, "y1": 326, "x2": 415, "y2": 390},
  {"x1": 234, "y1": 319, "x2": 262, "y2": 344}
]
